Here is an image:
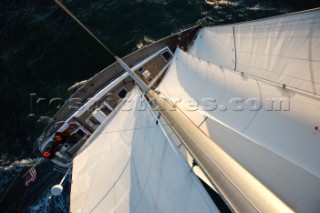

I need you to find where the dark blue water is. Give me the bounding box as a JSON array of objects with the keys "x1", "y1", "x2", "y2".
[{"x1": 1, "y1": 0, "x2": 319, "y2": 212}]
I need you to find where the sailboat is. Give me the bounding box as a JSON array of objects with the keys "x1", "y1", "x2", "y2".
[{"x1": 37, "y1": 3, "x2": 320, "y2": 212}]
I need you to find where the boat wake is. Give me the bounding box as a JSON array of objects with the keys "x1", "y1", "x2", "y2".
[
  {"x1": 205, "y1": 0, "x2": 239, "y2": 7},
  {"x1": 0, "y1": 158, "x2": 41, "y2": 193},
  {"x1": 136, "y1": 35, "x2": 155, "y2": 49},
  {"x1": 0, "y1": 158, "x2": 39, "y2": 172},
  {"x1": 67, "y1": 80, "x2": 88, "y2": 92},
  {"x1": 28, "y1": 189, "x2": 68, "y2": 213}
]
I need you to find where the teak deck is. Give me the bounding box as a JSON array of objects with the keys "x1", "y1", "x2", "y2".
[{"x1": 51, "y1": 25, "x2": 201, "y2": 125}]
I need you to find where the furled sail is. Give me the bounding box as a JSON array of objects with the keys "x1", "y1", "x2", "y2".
[
  {"x1": 157, "y1": 48, "x2": 320, "y2": 212},
  {"x1": 189, "y1": 8, "x2": 320, "y2": 95},
  {"x1": 70, "y1": 88, "x2": 219, "y2": 213}
]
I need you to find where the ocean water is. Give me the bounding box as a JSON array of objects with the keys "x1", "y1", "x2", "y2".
[{"x1": 1, "y1": 0, "x2": 319, "y2": 212}]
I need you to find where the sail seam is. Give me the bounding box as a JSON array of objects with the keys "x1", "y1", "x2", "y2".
[
  {"x1": 144, "y1": 95, "x2": 219, "y2": 212},
  {"x1": 232, "y1": 26, "x2": 237, "y2": 71},
  {"x1": 308, "y1": 22, "x2": 317, "y2": 94}
]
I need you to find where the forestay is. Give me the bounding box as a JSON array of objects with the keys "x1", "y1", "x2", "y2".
[
  {"x1": 157, "y1": 48, "x2": 320, "y2": 212},
  {"x1": 70, "y1": 88, "x2": 218, "y2": 213},
  {"x1": 189, "y1": 8, "x2": 320, "y2": 95}
]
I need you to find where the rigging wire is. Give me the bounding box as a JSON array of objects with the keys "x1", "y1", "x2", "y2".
[
  {"x1": 53, "y1": 0, "x2": 116, "y2": 59},
  {"x1": 2, "y1": 0, "x2": 144, "y2": 209},
  {"x1": 0, "y1": 154, "x2": 41, "y2": 204},
  {"x1": 18, "y1": 187, "x2": 29, "y2": 213},
  {"x1": 54, "y1": 0, "x2": 150, "y2": 93},
  {"x1": 0, "y1": 169, "x2": 24, "y2": 203}
]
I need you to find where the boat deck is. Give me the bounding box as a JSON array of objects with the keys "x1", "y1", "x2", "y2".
[
  {"x1": 37, "y1": 25, "x2": 202, "y2": 168},
  {"x1": 50, "y1": 25, "x2": 201, "y2": 124},
  {"x1": 73, "y1": 47, "x2": 174, "y2": 132}
]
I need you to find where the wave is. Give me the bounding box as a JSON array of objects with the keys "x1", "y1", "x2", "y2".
[
  {"x1": 28, "y1": 189, "x2": 68, "y2": 213},
  {"x1": 2, "y1": 0, "x2": 319, "y2": 211},
  {"x1": 37, "y1": 116, "x2": 52, "y2": 124},
  {"x1": 67, "y1": 80, "x2": 88, "y2": 92},
  {"x1": 0, "y1": 158, "x2": 42, "y2": 194},
  {"x1": 136, "y1": 35, "x2": 155, "y2": 49},
  {"x1": 0, "y1": 158, "x2": 41, "y2": 172},
  {"x1": 205, "y1": 0, "x2": 239, "y2": 7}
]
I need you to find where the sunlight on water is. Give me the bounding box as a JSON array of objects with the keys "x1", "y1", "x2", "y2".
[
  {"x1": 136, "y1": 35, "x2": 155, "y2": 49},
  {"x1": 29, "y1": 189, "x2": 67, "y2": 213},
  {"x1": 1, "y1": 0, "x2": 320, "y2": 212},
  {"x1": 67, "y1": 80, "x2": 88, "y2": 92},
  {"x1": 0, "y1": 158, "x2": 40, "y2": 172},
  {"x1": 205, "y1": 0, "x2": 239, "y2": 8},
  {"x1": 247, "y1": 4, "x2": 262, "y2": 11}
]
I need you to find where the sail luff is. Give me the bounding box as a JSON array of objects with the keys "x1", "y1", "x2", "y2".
[
  {"x1": 155, "y1": 46, "x2": 320, "y2": 212},
  {"x1": 146, "y1": 90, "x2": 294, "y2": 213}
]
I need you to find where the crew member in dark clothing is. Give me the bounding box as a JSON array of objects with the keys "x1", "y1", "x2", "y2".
[{"x1": 42, "y1": 132, "x2": 64, "y2": 159}]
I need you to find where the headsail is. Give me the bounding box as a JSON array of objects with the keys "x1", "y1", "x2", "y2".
[
  {"x1": 190, "y1": 8, "x2": 320, "y2": 95},
  {"x1": 70, "y1": 88, "x2": 218, "y2": 213}
]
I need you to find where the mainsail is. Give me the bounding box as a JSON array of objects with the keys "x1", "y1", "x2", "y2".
[
  {"x1": 70, "y1": 88, "x2": 219, "y2": 213},
  {"x1": 156, "y1": 11, "x2": 320, "y2": 211},
  {"x1": 69, "y1": 8, "x2": 320, "y2": 213}
]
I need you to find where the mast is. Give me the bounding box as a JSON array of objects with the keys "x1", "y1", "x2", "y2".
[
  {"x1": 53, "y1": 1, "x2": 308, "y2": 211},
  {"x1": 116, "y1": 50, "x2": 292, "y2": 211},
  {"x1": 145, "y1": 90, "x2": 293, "y2": 213}
]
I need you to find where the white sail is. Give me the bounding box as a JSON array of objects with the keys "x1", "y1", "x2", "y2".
[
  {"x1": 157, "y1": 48, "x2": 320, "y2": 212},
  {"x1": 189, "y1": 9, "x2": 320, "y2": 95},
  {"x1": 70, "y1": 88, "x2": 219, "y2": 213}
]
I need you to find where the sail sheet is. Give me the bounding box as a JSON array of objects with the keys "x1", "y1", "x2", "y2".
[
  {"x1": 189, "y1": 9, "x2": 320, "y2": 95},
  {"x1": 70, "y1": 87, "x2": 218, "y2": 213},
  {"x1": 157, "y1": 48, "x2": 320, "y2": 212}
]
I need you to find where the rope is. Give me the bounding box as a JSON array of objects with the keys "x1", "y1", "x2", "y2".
[
  {"x1": 53, "y1": 0, "x2": 116, "y2": 58},
  {"x1": 0, "y1": 169, "x2": 24, "y2": 203},
  {"x1": 18, "y1": 186, "x2": 29, "y2": 213},
  {"x1": 0, "y1": 156, "x2": 42, "y2": 204},
  {"x1": 3, "y1": 0, "x2": 119, "y2": 205}
]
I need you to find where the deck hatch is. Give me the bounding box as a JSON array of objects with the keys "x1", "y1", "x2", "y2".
[
  {"x1": 161, "y1": 50, "x2": 171, "y2": 61},
  {"x1": 117, "y1": 88, "x2": 128, "y2": 99}
]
